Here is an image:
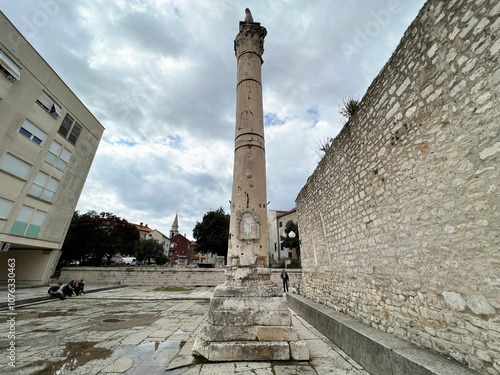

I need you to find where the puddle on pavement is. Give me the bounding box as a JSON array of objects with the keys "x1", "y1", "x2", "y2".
[
  {"x1": 36, "y1": 309, "x2": 78, "y2": 318},
  {"x1": 23, "y1": 341, "x2": 112, "y2": 375},
  {"x1": 102, "y1": 318, "x2": 125, "y2": 323},
  {"x1": 11, "y1": 339, "x2": 183, "y2": 374},
  {"x1": 89, "y1": 313, "x2": 161, "y2": 331},
  {"x1": 165, "y1": 367, "x2": 190, "y2": 375},
  {"x1": 13, "y1": 311, "x2": 39, "y2": 320},
  {"x1": 123, "y1": 340, "x2": 181, "y2": 358},
  {"x1": 115, "y1": 340, "x2": 182, "y2": 372},
  {"x1": 12, "y1": 308, "x2": 81, "y2": 321},
  {"x1": 37, "y1": 312, "x2": 65, "y2": 318},
  {"x1": 32, "y1": 329, "x2": 60, "y2": 333}
]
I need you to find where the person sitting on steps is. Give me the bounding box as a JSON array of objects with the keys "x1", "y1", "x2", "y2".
[
  {"x1": 61, "y1": 280, "x2": 76, "y2": 297},
  {"x1": 73, "y1": 279, "x2": 85, "y2": 296},
  {"x1": 48, "y1": 283, "x2": 65, "y2": 300}
]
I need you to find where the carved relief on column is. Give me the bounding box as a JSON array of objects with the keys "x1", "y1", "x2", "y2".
[{"x1": 236, "y1": 209, "x2": 261, "y2": 240}]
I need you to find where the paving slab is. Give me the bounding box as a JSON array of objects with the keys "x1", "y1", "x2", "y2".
[{"x1": 0, "y1": 286, "x2": 369, "y2": 374}]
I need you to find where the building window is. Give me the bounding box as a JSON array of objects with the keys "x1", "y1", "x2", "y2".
[
  {"x1": 45, "y1": 141, "x2": 71, "y2": 172},
  {"x1": 68, "y1": 123, "x2": 82, "y2": 145},
  {"x1": 0, "y1": 49, "x2": 21, "y2": 81},
  {"x1": 19, "y1": 119, "x2": 47, "y2": 146},
  {"x1": 29, "y1": 171, "x2": 59, "y2": 202},
  {"x1": 0, "y1": 197, "x2": 14, "y2": 220},
  {"x1": 36, "y1": 91, "x2": 62, "y2": 118},
  {"x1": 279, "y1": 221, "x2": 283, "y2": 227},
  {"x1": 58, "y1": 114, "x2": 82, "y2": 145},
  {"x1": 0, "y1": 153, "x2": 32, "y2": 180},
  {"x1": 58, "y1": 114, "x2": 72, "y2": 137},
  {"x1": 10, "y1": 205, "x2": 46, "y2": 238}
]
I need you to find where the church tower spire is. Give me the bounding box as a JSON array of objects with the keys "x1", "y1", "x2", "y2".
[{"x1": 169, "y1": 212, "x2": 179, "y2": 238}]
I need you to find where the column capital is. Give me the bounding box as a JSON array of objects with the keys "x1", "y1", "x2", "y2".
[{"x1": 234, "y1": 22, "x2": 267, "y2": 61}]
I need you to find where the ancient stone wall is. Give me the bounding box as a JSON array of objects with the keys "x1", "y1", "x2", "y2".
[
  {"x1": 296, "y1": 0, "x2": 500, "y2": 373},
  {"x1": 57, "y1": 267, "x2": 302, "y2": 289}
]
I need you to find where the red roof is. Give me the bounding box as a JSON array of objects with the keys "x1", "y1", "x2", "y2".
[{"x1": 133, "y1": 223, "x2": 153, "y2": 232}]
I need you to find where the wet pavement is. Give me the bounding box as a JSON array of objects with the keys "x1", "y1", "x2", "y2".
[{"x1": 0, "y1": 286, "x2": 369, "y2": 374}]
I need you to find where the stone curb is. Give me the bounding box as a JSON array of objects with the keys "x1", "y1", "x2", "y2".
[
  {"x1": 286, "y1": 293, "x2": 479, "y2": 375},
  {"x1": 0, "y1": 285, "x2": 128, "y2": 308}
]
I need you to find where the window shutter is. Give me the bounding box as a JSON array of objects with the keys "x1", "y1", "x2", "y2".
[{"x1": 0, "y1": 49, "x2": 21, "y2": 80}]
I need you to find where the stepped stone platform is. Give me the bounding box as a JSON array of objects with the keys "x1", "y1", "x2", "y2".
[{"x1": 192, "y1": 268, "x2": 309, "y2": 361}]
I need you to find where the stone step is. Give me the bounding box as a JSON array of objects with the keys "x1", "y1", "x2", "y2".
[{"x1": 193, "y1": 339, "x2": 308, "y2": 361}]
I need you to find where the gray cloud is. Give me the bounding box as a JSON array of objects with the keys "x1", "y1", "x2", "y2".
[{"x1": 2, "y1": 0, "x2": 426, "y2": 237}]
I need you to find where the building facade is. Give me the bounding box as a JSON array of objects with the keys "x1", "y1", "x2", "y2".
[
  {"x1": 165, "y1": 213, "x2": 193, "y2": 264},
  {"x1": 149, "y1": 229, "x2": 170, "y2": 255},
  {"x1": 168, "y1": 233, "x2": 193, "y2": 265},
  {"x1": 267, "y1": 208, "x2": 299, "y2": 265},
  {"x1": 0, "y1": 12, "x2": 104, "y2": 285},
  {"x1": 135, "y1": 222, "x2": 152, "y2": 240}
]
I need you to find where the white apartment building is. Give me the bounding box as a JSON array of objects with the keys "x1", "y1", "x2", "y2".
[
  {"x1": 267, "y1": 208, "x2": 299, "y2": 265},
  {"x1": 0, "y1": 12, "x2": 104, "y2": 285},
  {"x1": 149, "y1": 229, "x2": 171, "y2": 255}
]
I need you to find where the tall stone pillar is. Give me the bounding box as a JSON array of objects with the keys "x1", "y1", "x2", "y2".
[
  {"x1": 192, "y1": 9, "x2": 308, "y2": 362},
  {"x1": 228, "y1": 9, "x2": 269, "y2": 270}
]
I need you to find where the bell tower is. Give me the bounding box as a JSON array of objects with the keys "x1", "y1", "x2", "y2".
[{"x1": 169, "y1": 212, "x2": 179, "y2": 238}]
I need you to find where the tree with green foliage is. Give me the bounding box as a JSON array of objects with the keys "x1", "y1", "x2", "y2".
[
  {"x1": 193, "y1": 207, "x2": 230, "y2": 259},
  {"x1": 99, "y1": 211, "x2": 141, "y2": 264},
  {"x1": 281, "y1": 220, "x2": 300, "y2": 258},
  {"x1": 58, "y1": 210, "x2": 140, "y2": 267},
  {"x1": 58, "y1": 211, "x2": 98, "y2": 267},
  {"x1": 138, "y1": 238, "x2": 168, "y2": 265}
]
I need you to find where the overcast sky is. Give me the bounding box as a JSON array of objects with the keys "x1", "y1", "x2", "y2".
[{"x1": 2, "y1": 0, "x2": 426, "y2": 238}]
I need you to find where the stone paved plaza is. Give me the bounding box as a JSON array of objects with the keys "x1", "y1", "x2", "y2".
[{"x1": 0, "y1": 286, "x2": 369, "y2": 374}]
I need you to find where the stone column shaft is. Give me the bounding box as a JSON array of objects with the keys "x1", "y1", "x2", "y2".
[
  {"x1": 192, "y1": 12, "x2": 309, "y2": 362},
  {"x1": 228, "y1": 22, "x2": 269, "y2": 269}
]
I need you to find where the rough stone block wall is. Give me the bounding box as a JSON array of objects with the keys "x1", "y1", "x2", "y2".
[
  {"x1": 296, "y1": 0, "x2": 500, "y2": 373},
  {"x1": 58, "y1": 267, "x2": 302, "y2": 290},
  {"x1": 58, "y1": 267, "x2": 226, "y2": 287}
]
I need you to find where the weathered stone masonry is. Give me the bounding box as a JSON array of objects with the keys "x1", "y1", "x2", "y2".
[{"x1": 296, "y1": 0, "x2": 500, "y2": 373}]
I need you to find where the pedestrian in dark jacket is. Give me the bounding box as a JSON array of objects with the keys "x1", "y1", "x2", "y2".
[{"x1": 281, "y1": 270, "x2": 289, "y2": 292}]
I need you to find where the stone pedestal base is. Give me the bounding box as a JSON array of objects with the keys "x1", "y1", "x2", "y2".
[{"x1": 192, "y1": 267, "x2": 309, "y2": 361}]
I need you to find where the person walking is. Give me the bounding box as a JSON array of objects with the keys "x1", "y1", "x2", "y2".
[{"x1": 281, "y1": 270, "x2": 289, "y2": 293}]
